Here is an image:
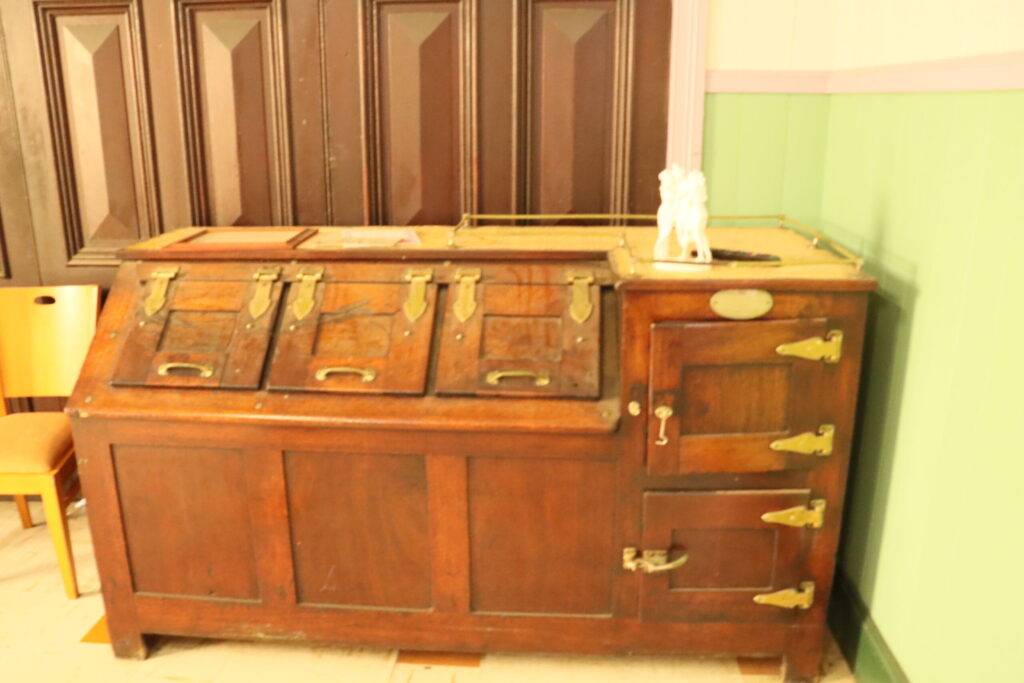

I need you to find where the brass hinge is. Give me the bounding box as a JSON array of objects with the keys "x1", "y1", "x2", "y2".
[
  {"x1": 403, "y1": 268, "x2": 434, "y2": 322},
  {"x1": 567, "y1": 273, "x2": 595, "y2": 324},
  {"x1": 776, "y1": 330, "x2": 844, "y2": 363},
  {"x1": 143, "y1": 266, "x2": 180, "y2": 317},
  {"x1": 770, "y1": 424, "x2": 835, "y2": 456},
  {"x1": 761, "y1": 499, "x2": 826, "y2": 529},
  {"x1": 754, "y1": 581, "x2": 815, "y2": 610},
  {"x1": 248, "y1": 266, "x2": 282, "y2": 320},
  {"x1": 292, "y1": 267, "x2": 324, "y2": 321},
  {"x1": 452, "y1": 268, "x2": 481, "y2": 323},
  {"x1": 622, "y1": 547, "x2": 689, "y2": 574}
]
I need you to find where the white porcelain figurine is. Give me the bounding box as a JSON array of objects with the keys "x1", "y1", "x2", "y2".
[{"x1": 654, "y1": 164, "x2": 712, "y2": 264}]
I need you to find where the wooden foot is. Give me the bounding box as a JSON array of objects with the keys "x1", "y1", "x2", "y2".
[
  {"x1": 110, "y1": 630, "x2": 149, "y2": 660},
  {"x1": 41, "y1": 482, "x2": 79, "y2": 599},
  {"x1": 14, "y1": 495, "x2": 33, "y2": 528},
  {"x1": 783, "y1": 636, "x2": 825, "y2": 682}
]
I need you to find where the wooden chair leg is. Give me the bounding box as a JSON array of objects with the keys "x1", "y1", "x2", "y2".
[
  {"x1": 41, "y1": 481, "x2": 79, "y2": 599},
  {"x1": 14, "y1": 495, "x2": 33, "y2": 528}
]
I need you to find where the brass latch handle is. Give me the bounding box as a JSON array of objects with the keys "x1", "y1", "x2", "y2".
[
  {"x1": 157, "y1": 362, "x2": 214, "y2": 378},
  {"x1": 485, "y1": 369, "x2": 551, "y2": 387},
  {"x1": 654, "y1": 405, "x2": 673, "y2": 446},
  {"x1": 143, "y1": 266, "x2": 180, "y2": 317},
  {"x1": 315, "y1": 366, "x2": 377, "y2": 383},
  {"x1": 622, "y1": 547, "x2": 689, "y2": 574},
  {"x1": 770, "y1": 424, "x2": 835, "y2": 456}
]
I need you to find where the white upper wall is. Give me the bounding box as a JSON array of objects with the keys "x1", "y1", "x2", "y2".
[{"x1": 707, "y1": 0, "x2": 1024, "y2": 71}]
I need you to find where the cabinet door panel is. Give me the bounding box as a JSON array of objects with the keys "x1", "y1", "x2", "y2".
[
  {"x1": 648, "y1": 319, "x2": 838, "y2": 474},
  {"x1": 639, "y1": 490, "x2": 812, "y2": 622}
]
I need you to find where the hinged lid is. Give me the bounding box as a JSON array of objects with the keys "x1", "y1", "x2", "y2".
[
  {"x1": 435, "y1": 267, "x2": 601, "y2": 398},
  {"x1": 111, "y1": 264, "x2": 285, "y2": 389},
  {"x1": 266, "y1": 271, "x2": 437, "y2": 395}
]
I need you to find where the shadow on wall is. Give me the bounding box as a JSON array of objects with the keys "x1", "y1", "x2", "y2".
[{"x1": 826, "y1": 200, "x2": 916, "y2": 681}]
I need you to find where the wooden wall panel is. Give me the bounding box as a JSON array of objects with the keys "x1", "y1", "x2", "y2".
[
  {"x1": 366, "y1": 0, "x2": 475, "y2": 225},
  {"x1": 517, "y1": 0, "x2": 629, "y2": 215},
  {"x1": 176, "y1": 0, "x2": 291, "y2": 226},
  {"x1": 35, "y1": 1, "x2": 158, "y2": 267}
]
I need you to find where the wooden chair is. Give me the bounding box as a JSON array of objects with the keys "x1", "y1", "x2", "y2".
[{"x1": 0, "y1": 285, "x2": 99, "y2": 599}]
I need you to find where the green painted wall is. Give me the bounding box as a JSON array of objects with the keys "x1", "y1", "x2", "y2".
[{"x1": 703, "y1": 91, "x2": 1024, "y2": 683}]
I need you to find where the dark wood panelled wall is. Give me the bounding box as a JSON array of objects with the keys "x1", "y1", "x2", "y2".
[{"x1": 0, "y1": 0, "x2": 671, "y2": 286}]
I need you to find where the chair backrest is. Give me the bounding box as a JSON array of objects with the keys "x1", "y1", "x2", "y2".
[{"x1": 0, "y1": 285, "x2": 100, "y2": 402}]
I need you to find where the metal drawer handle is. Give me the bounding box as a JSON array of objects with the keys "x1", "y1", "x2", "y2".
[
  {"x1": 485, "y1": 369, "x2": 550, "y2": 387},
  {"x1": 622, "y1": 548, "x2": 689, "y2": 574},
  {"x1": 314, "y1": 366, "x2": 377, "y2": 383},
  {"x1": 157, "y1": 362, "x2": 213, "y2": 378},
  {"x1": 654, "y1": 405, "x2": 673, "y2": 445}
]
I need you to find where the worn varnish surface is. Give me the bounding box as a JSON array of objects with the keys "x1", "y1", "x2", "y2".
[{"x1": 69, "y1": 227, "x2": 874, "y2": 682}]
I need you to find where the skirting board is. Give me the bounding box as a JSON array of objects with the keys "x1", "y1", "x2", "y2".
[{"x1": 828, "y1": 570, "x2": 910, "y2": 683}]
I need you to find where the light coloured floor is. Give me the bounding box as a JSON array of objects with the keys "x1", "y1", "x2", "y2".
[{"x1": 0, "y1": 499, "x2": 856, "y2": 682}]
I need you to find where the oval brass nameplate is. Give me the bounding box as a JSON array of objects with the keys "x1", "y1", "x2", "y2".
[{"x1": 709, "y1": 289, "x2": 774, "y2": 320}]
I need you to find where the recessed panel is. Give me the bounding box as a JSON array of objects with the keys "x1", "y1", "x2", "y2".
[
  {"x1": 468, "y1": 458, "x2": 615, "y2": 615},
  {"x1": 314, "y1": 313, "x2": 394, "y2": 358},
  {"x1": 113, "y1": 445, "x2": 258, "y2": 600},
  {"x1": 160, "y1": 311, "x2": 236, "y2": 352},
  {"x1": 679, "y1": 365, "x2": 791, "y2": 435},
  {"x1": 286, "y1": 451, "x2": 432, "y2": 608},
  {"x1": 481, "y1": 315, "x2": 562, "y2": 361},
  {"x1": 667, "y1": 529, "x2": 777, "y2": 590}
]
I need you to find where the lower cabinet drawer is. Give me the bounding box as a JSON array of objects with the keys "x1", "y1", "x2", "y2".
[{"x1": 631, "y1": 490, "x2": 822, "y2": 622}]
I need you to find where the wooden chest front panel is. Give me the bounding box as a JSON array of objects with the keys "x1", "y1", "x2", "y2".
[
  {"x1": 648, "y1": 318, "x2": 841, "y2": 474},
  {"x1": 285, "y1": 452, "x2": 432, "y2": 609},
  {"x1": 112, "y1": 445, "x2": 259, "y2": 600},
  {"x1": 639, "y1": 490, "x2": 813, "y2": 622},
  {"x1": 112, "y1": 267, "x2": 284, "y2": 389},
  {"x1": 466, "y1": 458, "x2": 616, "y2": 615}
]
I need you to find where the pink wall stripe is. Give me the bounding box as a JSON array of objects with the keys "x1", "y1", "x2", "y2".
[{"x1": 707, "y1": 51, "x2": 1024, "y2": 94}]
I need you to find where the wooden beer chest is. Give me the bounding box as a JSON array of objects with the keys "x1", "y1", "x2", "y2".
[{"x1": 67, "y1": 220, "x2": 875, "y2": 681}]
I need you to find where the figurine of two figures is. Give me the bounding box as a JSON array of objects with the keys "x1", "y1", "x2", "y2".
[{"x1": 655, "y1": 164, "x2": 712, "y2": 263}]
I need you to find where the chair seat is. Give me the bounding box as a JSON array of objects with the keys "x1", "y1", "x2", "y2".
[{"x1": 0, "y1": 412, "x2": 74, "y2": 473}]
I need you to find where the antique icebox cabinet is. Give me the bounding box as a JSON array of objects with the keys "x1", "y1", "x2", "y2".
[{"x1": 67, "y1": 219, "x2": 876, "y2": 682}]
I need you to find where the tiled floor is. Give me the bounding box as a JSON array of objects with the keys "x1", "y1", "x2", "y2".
[{"x1": 0, "y1": 500, "x2": 856, "y2": 682}]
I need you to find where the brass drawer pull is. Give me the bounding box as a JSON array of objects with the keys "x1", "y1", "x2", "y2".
[
  {"x1": 157, "y1": 362, "x2": 213, "y2": 378},
  {"x1": 485, "y1": 369, "x2": 550, "y2": 387},
  {"x1": 622, "y1": 547, "x2": 689, "y2": 574},
  {"x1": 654, "y1": 405, "x2": 673, "y2": 445},
  {"x1": 315, "y1": 366, "x2": 377, "y2": 383}
]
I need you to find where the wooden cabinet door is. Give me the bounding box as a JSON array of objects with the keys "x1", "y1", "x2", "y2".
[
  {"x1": 638, "y1": 490, "x2": 814, "y2": 622},
  {"x1": 647, "y1": 319, "x2": 840, "y2": 474},
  {"x1": 267, "y1": 276, "x2": 437, "y2": 395},
  {"x1": 436, "y1": 280, "x2": 601, "y2": 398},
  {"x1": 111, "y1": 264, "x2": 283, "y2": 389}
]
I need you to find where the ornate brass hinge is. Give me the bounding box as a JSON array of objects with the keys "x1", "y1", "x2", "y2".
[
  {"x1": 453, "y1": 268, "x2": 481, "y2": 323},
  {"x1": 622, "y1": 547, "x2": 689, "y2": 574},
  {"x1": 567, "y1": 272, "x2": 595, "y2": 324},
  {"x1": 776, "y1": 330, "x2": 844, "y2": 363},
  {"x1": 143, "y1": 266, "x2": 180, "y2": 317},
  {"x1": 761, "y1": 499, "x2": 826, "y2": 529},
  {"x1": 292, "y1": 267, "x2": 324, "y2": 321},
  {"x1": 770, "y1": 424, "x2": 835, "y2": 456},
  {"x1": 403, "y1": 268, "x2": 433, "y2": 323},
  {"x1": 248, "y1": 266, "x2": 282, "y2": 320},
  {"x1": 753, "y1": 581, "x2": 815, "y2": 610}
]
